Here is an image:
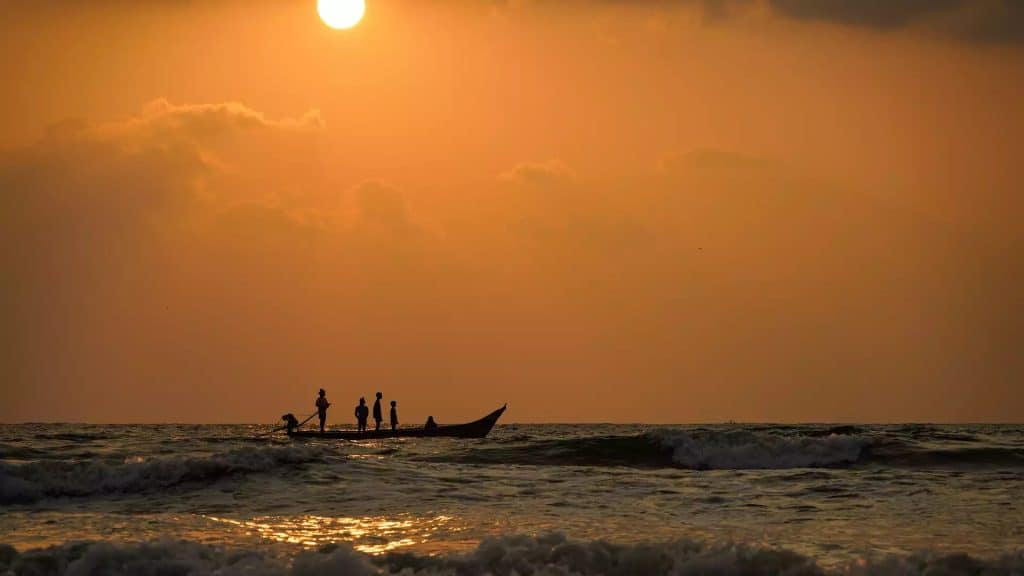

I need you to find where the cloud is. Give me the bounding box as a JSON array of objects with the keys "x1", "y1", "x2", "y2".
[
  {"x1": 0, "y1": 99, "x2": 332, "y2": 421},
  {"x1": 129, "y1": 99, "x2": 324, "y2": 134},
  {"x1": 2, "y1": 102, "x2": 1020, "y2": 422},
  {"x1": 496, "y1": 0, "x2": 1024, "y2": 44},
  {"x1": 1, "y1": 99, "x2": 324, "y2": 238},
  {"x1": 767, "y1": 0, "x2": 960, "y2": 29},
  {"x1": 767, "y1": 0, "x2": 1024, "y2": 43},
  {"x1": 353, "y1": 180, "x2": 411, "y2": 228},
  {"x1": 6, "y1": 0, "x2": 1024, "y2": 45},
  {"x1": 498, "y1": 159, "x2": 576, "y2": 188}
]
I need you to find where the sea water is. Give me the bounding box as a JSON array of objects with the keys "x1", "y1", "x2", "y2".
[{"x1": 1, "y1": 423, "x2": 1022, "y2": 575}]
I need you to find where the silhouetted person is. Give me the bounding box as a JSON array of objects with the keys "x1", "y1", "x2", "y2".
[
  {"x1": 315, "y1": 389, "x2": 330, "y2": 433},
  {"x1": 390, "y1": 401, "x2": 398, "y2": 431},
  {"x1": 424, "y1": 416, "x2": 438, "y2": 430},
  {"x1": 282, "y1": 413, "x2": 299, "y2": 434},
  {"x1": 373, "y1": 392, "x2": 383, "y2": 431},
  {"x1": 355, "y1": 397, "x2": 369, "y2": 432}
]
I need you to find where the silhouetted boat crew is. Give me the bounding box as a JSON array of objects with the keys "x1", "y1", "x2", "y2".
[
  {"x1": 373, "y1": 392, "x2": 384, "y2": 431},
  {"x1": 286, "y1": 405, "x2": 506, "y2": 440},
  {"x1": 315, "y1": 389, "x2": 330, "y2": 433},
  {"x1": 390, "y1": 400, "x2": 399, "y2": 431},
  {"x1": 355, "y1": 397, "x2": 369, "y2": 432}
]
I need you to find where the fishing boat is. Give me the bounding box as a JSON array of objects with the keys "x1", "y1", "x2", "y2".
[{"x1": 286, "y1": 404, "x2": 507, "y2": 440}]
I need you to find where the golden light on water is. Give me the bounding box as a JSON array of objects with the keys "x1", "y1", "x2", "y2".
[{"x1": 206, "y1": 514, "x2": 460, "y2": 554}]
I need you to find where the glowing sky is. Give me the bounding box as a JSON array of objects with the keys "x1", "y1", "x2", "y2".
[{"x1": 1, "y1": 1, "x2": 1022, "y2": 423}]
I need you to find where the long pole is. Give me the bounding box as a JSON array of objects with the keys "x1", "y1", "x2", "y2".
[{"x1": 296, "y1": 410, "x2": 319, "y2": 428}]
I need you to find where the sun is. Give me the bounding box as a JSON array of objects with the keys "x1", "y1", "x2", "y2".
[{"x1": 318, "y1": 0, "x2": 365, "y2": 30}]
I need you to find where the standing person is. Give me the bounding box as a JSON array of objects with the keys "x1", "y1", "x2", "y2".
[
  {"x1": 372, "y1": 392, "x2": 384, "y2": 431},
  {"x1": 389, "y1": 401, "x2": 399, "y2": 431},
  {"x1": 315, "y1": 389, "x2": 330, "y2": 433},
  {"x1": 355, "y1": 397, "x2": 369, "y2": 432}
]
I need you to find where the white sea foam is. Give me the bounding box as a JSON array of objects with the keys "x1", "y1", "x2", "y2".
[
  {"x1": 0, "y1": 444, "x2": 332, "y2": 504},
  {"x1": 1, "y1": 534, "x2": 1021, "y2": 576},
  {"x1": 650, "y1": 430, "x2": 870, "y2": 469}
]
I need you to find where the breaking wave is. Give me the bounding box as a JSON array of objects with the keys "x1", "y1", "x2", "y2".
[
  {"x1": 653, "y1": 430, "x2": 869, "y2": 469},
  {"x1": 0, "y1": 444, "x2": 334, "y2": 505},
  {"x1": 2, "y1": 534, "x2": 1022, "y2": 576},
  {"x1": 429, "y1": 429, "x2": 1024, "y2": 470},
  {"x1": 424, "y1": 430, "x2": 868, "y2": 470}
]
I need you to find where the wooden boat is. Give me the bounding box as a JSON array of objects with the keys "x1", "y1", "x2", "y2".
[{"x1": 287, "y1": 405, "x2": 507, "y2": 440}]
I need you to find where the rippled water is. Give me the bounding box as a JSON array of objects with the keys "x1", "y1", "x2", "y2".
[{"x1": 1, "y1": 423, "x2": 1022, "y2": 574}]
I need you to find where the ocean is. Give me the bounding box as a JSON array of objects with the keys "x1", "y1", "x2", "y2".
[{"x1": 1, "y1": 422, "x2": 1022, "y2": 575}]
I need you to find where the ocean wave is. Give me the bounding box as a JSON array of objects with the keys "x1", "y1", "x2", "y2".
[
  {"x1": 868, "y1": 444, "x2": 1024, "y2": 468},
  {"x1": 425, "y1": 434, "x2": 676, "y2": 468},
  {"x1": 428, "y1": 429, "x2": 1024, "y2": 470},
  {"x1": 0, "y1": 443, "x2": 52, "y2": 461},
  {"x1": 1, "y1": 534, "x2": 1022, "y2": 576},
  {"x1": 652, "y1": 430, "x2": 870, "y2": 469},
  {"x1": 425, "y1": 430, "x2": 871, "y2": 470},
  {"x1": 0, "y1": 444, "x2": 334, "y2": 505},
  {"x1": 30, "y1": 431, "x2": 115, "y2": 442}
]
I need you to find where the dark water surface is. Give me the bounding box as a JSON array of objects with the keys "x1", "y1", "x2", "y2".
[{"x1": 1, "y1": 423, "x2": 1022, "y2": 574}]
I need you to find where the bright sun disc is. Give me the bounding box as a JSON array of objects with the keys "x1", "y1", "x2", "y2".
[{"x1": 318, "y1": 0, "x2": 365, "y2": 30}]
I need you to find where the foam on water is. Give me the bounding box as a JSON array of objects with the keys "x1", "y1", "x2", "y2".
[
  {"x1": 2, "y1": 423, "x2": 1021, "y2": 570},
  {"x1": 0, "y1": 444, "x2": 334, "y2": 504},
  {"x1": 2, "y1": 534, "x2": 1022, "y2": 576}
]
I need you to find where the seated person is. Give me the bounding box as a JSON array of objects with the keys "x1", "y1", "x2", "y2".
[{"x1": 424, "y1": 416, "x2": 438, "y2": 430}]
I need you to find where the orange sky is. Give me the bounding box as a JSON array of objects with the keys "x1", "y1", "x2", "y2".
[{"x1": 1, "y1": 0, "x2": 1022, "y2": 423}]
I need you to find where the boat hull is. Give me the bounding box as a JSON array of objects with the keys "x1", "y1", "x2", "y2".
[{"x1": 287, "y1": 405, "x2": 506, "y2": 440}]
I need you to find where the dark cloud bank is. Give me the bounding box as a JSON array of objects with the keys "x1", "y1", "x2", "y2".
[
  {"x1": 767, "y1": 0, "x2": 1024, "y2": 43},
  {"x1": 564, "y1": 0, "x2": 1024, "y2": 43}
]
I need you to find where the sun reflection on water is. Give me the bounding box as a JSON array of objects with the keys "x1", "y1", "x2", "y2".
[{"x1": 205, "y1": 514, "x2": 460, "y2": 554}]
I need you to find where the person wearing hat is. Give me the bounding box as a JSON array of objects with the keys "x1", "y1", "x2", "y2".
[{"x1": 315, "y1": 389, "x2": 330, "y2": 433}]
